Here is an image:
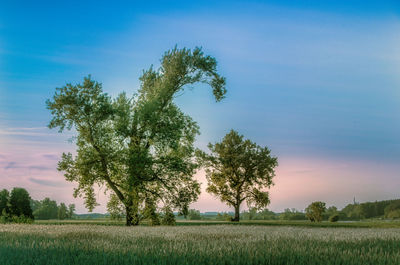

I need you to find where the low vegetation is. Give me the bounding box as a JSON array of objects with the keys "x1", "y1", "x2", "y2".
[{"x1": 0, "y1": 224, "x2": 399, "y2": 265}]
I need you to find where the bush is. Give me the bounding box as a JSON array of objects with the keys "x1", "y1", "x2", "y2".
[
  {"x1": 385, "y1": 201, "x2": 400, "y2": 219},
  {"x1": 329, "y1": 214, "x2": 339, "y2": 222},
  {"x1": 387, "y1": 209, "x2": 400, "y2": 219},
  {"x1": 11, "y1": 215, "x2": 33, "y2": 224},
  {"x1": 148, "y1": 212, "x2": 161, "y2": 226},
  {"x1": 0, "y1": 212, "x2": 11, "y2": 224},
  {"x1": 279, "y1": 209, "x2": 307, "y2": 221},
  {"x1": 187, "y1": 209, "x2": 201, "y2": 220},
  {"x1": 216, "y1": 213, "x2": 233, "y2": 221}
]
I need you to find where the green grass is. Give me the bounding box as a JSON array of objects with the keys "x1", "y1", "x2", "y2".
[
  {"x1": 34, "y1": 219, "x2": 400, "y2": 228},
  {"x1": 1, "y1": 223, "x2": 400, "y2": 264}
]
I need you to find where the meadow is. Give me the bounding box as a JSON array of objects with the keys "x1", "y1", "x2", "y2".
[{"x1": 1, "y1": 223, "x2": 399, "y2": 265}]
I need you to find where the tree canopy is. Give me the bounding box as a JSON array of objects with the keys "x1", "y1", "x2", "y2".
[
  {"x1": 198, "y1": 129, "x2": 278, "y2": 221},
  {"x1": 47, "y1": 47, "x2": 226, "y2": 226},
  {"x1": 0, "y1": 189, "x2": 10, "y2": 216},
  {"x1": 305, "y1": 201, "x2": 326, "y2": 222},
  {"x1": 9, "y1": 188, "x2": 33, "y2": 219}
]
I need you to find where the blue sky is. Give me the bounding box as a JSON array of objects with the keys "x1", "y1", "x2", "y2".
[{"x1": 1, "y1": 1, "x2": 400, "y2": 213}]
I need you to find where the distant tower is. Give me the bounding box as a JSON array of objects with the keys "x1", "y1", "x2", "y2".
[{"x1": 353, "y1": 197, "x2": 356, "y2": 205}]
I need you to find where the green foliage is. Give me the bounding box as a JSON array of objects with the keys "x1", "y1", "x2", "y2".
[
  {"x1": 329, "y1": 214, "x2": 339, "y2": 222},
  {"x1": 280, "y1": 208, "x2": 307, "y2": 221},
  {"x1": 30, "y1": 199, "x2": 42, "y2": 213},
  {"x1": 161, "y1": 207, "x2": 176, "y2": 225},
  {"x1": 33, "y1": 198, "x2": 59, "y2": 220},
  {"x1": 9, "y1": 188, "x2": 33, "y2": 219},
  {"x1": 241, "y1": 208, "x2": 278, "y2": 220},
  {"x1": 386, "y1": 210, "x2": 400, "y2": 219},
  {"x1": 47, "y1": 47, "x2": 226, "y2": 226},
  {"x1": 143, "y1": 198, "x2": 160, "y2": 226},
  {"x1": 187, "y1": 209, "x2": 201, "y2": 220},
  {"x1": 216, "y1": 212, "x2": 233, "y2": 221},
  {"x1": 0, "y1": 189, "x2": 10, "y2": 216},
  {"x1": 0, "y1": 208, "x2": 11, "y2": 224},
  {"x1": 340, "y1": 199, "x2": 400, "y2": 220},
  {"x1": 306, "y1": 202, "x2": 326, "y2": 222},
  {"x1": 107, "y1": 194, "x2": 125, "y2": 221},
  {"x1": 57, "y1": 203, "x2": 68, "y2": 220},
  {"x1": 68, "y1": 204, "x2": 76, "y2": 219},
  {"x1": 11, "y1": 214, "x2": 34, "y2": 224},
  {"x1": 0, "y1": 188, "x2": 34, "y2": 223},
  {"x1": 323, "y1": 206, "x2": 338, "y2": 220},
  {"x1": 384, "y1": 201, "x2": 400, "y2": 219},
  {"x1": 198, "y1": 130, "x2": 278, "y2": 221}
]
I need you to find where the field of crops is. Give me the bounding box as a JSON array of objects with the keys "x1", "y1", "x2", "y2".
[
  {"x1": 0, "y1": 224, "x2": 399, "y2": 265},
  {"x1": 34, "y1": 219, "x2": 400, "y2": 228}
]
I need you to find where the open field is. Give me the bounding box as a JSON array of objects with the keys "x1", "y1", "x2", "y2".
[
  {"x1": 1, "y1": 224, "x2": 400, "y2": 265},
  {"x1": 34, "y1": 219, "x2": 400, "y2": 228}
]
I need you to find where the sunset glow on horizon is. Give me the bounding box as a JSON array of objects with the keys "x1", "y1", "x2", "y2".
[{"x1": 1, "y1": 0, "x2": 400, "y2": 214}]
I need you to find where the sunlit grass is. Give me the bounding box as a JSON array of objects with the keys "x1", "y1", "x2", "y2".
[
  {"x1": 1, "y1": 224, "x2": 399, "y2": 264},
  {"x1": 34, "y1": 219, "x2": 400, "y2": 228}
]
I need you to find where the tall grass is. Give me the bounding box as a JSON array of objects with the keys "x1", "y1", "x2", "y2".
[{"x1": 0, "y1": 224, "x2": 399, "y2": 264}]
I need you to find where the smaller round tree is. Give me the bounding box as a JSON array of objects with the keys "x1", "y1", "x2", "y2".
[
  {"x1": 198, "y1": 130, "x2": 278, "y2": 222},
  {"x1": 305, "y1": 201, "x2": 326, "y2": 222}
]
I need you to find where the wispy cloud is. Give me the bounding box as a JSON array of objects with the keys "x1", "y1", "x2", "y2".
[
  {"x1": 42, "y1": 154, "x2": 60, "y2": 160},
  {"x1": 29, "y1": 178, "x2": 67, "y2": 187},
  {"x1": 4, "y1": 162, "x2": 17, "y2": 170},
  {"x1": 28, "y1": 165, "x2": 52, "y2": 171},
  {"x1": 0, "y1": 127, "x2": 53, "y2": 137},
  {"x1": 1, "y1": 161, "x2": 51, "y2": 171}
]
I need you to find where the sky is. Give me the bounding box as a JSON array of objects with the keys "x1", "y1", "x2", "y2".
[{"x1": 1, "y1": 0, "x2": 400, "y2": 214}]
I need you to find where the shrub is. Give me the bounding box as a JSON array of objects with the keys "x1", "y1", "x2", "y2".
[
  {"x1": 187, "y1": 209, "x2": 201, "y2": 220},
  {"x1": 216, "y1": 213, "x2": 233, "y2": 221},
  {"x1": 11, "y1": 214, "x2": 34, "y2": 224},
  {"x1": 387, "y1": 209, "x2": 400, "y2": 219},
  {"x1": 329, "y1": 214, "x2": 339, "y2": 222}
]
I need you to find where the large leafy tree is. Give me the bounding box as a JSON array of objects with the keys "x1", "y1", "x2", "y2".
[
  {"x1": 198, "y1": 130, "x2": 278, "y2": 221},
  {"x1": 47, "y1": 47, "x2": 226, "y2": 226}
]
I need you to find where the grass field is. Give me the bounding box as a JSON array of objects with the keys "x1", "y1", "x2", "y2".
[
  {"x1": 34, "y1": 219, "x2": 400, "y2": 228},
  {"x1": 1, "y1": 223, "x2": 400, "y2": 264}
]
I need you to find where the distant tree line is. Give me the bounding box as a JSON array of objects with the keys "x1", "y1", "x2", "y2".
[
  {"x1": 186, "y1": 198, "x2": 400, "y2": 222},
  {"x1": 31, "y1": 197, "x2": 75, "y2": 220},
  {"x1": 0, "y1": 187, "x2": 76, "y2": 223},
  {"x1": 340, "y1": 199, "x2": 400, "y2": 220}
]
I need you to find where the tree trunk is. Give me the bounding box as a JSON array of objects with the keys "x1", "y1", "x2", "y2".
[
  {"x1": 125, "y1": 204, "x2": 139, "y2": 226},
  {"x1": 232, "y1": 204, "x2": 240, "y2": 222},
  {"x1": 126, "y1": 205, "x2": 133, "y2": 226}
]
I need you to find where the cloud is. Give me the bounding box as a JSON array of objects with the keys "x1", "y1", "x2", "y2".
[
  {"x1": 29, "y1": 178, "x2": 67, "y2": 187},
  {"x1": 42, "y1": 154, "x2": 60, "y2": 160},
  {"x1": 28, "y1": 165, "x2": 52, "y2": 171},
  {"x1": 4, "y1": 162, "x2": 18, "y2": 170},
  {"x1": 1, "y1": 161, "x2": 52, "y2": 171},
  {"x1": 0, "y1": 127, "x2": 53, "y2": 137}
]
